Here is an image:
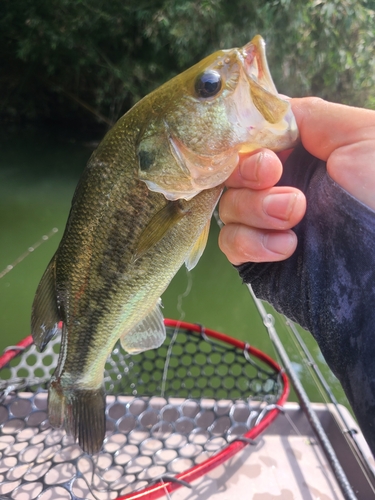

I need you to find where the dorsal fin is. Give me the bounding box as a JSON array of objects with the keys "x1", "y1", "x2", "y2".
[
  {"x1": 31, "y1": 256, "x2": 62, "y2": 351},
  {"x1": 120, "y1": 299, "x2": 166, "y2": 354},
  {"x1": 185, "y1": 219, "x2": 210, "y2": 271}
]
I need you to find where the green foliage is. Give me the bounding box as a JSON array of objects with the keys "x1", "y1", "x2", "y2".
[
  {"x1": 260, "y1": 0, "x2": 375, "y2": 106},
  {"x1": 1, "y1": 0, "x2": 374, "y2": 125}
]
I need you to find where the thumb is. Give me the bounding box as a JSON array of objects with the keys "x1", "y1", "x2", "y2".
[
  {"x1": 291, "y1": 97, "x2": 375, "y2": 161},
  {"x1": 291, "y1": 97, "x2": 375, "y2": 210}
]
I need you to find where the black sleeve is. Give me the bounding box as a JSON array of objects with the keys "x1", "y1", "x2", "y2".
[{"x1": 236, "y1": 145, "x2": 375, "y2": 455}]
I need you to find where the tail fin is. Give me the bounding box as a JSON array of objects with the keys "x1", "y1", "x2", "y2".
[{"x1": 48, "y1": 380, "x2": 106, "y2": 454}]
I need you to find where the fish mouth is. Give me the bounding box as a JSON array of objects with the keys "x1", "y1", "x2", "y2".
[
  {"x1": 241, "y1": 35, "x2": 278, "y2": 95},
  {"x1": 236, "y1": 35, "x2": 299, "y2": 152}
]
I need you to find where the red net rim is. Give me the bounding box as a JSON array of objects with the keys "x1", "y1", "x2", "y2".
[{"x1": 0, "y1": 318, "x2": 289, "y2": 499}]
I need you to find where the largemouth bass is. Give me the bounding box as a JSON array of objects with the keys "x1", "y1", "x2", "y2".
[{"x1": 31, "y1": 35, "x2": 298, "y2": 454}]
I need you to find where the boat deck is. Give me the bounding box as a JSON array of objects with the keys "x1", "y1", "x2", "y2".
[
  {"x1": 172, "y1": 403, "x2": 375, "y2": 500},
  {"x1": 0, "y1": 395, "x2": 374, "y2": 499}
]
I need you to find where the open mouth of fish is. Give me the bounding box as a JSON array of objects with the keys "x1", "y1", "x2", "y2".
[
  {"x1": 171, "y1": 38, "x2": 297, "y2": 197},
  {"x1": 242, "y1": 36, "x2": 279, "y2": 95},
  {"x1": 228, "y1": 35, "x2": 298, "y2": 154},
  {"x1": 140, "y1": 35, "x2": 299, "y2": 201}
]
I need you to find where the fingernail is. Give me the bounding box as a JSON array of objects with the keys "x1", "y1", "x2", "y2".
[
  {"x1": 239, "y1": 152, "x2": 263, "y2": 183},
  {"x1": 263, "y1": 232, "x2": 296, "y2": 255},
  {"x1": 263, "y1": 193, "x2": 297, "y2": 221}
]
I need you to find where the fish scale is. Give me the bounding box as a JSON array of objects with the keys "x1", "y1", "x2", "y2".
[{"x1": 31, "y1": 35, "x2": 298, "y2": 454}]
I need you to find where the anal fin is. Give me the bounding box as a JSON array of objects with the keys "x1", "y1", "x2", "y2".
[
  {"x1": 185, "y1": 219, "x2": 210, "y2": 271},
  {"x1": 49, "y1": 379, "x2": 106, "y2": 455},
  {"x1": 120, "y1": 299, "x2": 166, "y2": 354},
  {"x1": 31, "y1": 256, "x2": 61, "y2": 351}
]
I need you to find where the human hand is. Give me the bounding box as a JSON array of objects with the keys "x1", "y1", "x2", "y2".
[{"x1": 219, "y1": 97, "x2": 375, "y2": 265}]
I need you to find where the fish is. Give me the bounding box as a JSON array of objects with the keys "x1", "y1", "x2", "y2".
[{"x1": 31, "y1": 35, "x2": 298, "y2": 454}]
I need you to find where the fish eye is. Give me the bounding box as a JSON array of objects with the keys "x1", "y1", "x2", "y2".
[{"x1": 195, "y1": 70, "x2": 222, "y2": 98}]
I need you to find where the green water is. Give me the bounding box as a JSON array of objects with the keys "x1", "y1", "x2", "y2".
[{"x1": 0, "y1": 125, "x2": 351, "y2": 410}]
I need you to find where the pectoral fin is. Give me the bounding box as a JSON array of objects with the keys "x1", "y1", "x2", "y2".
[
  {"x1": 133, "y1": 201, "x2": 189, "y2": 262},
  {"x1": 120, "y1": 299, "x2": 166, "y2": 354},
  {"x1": 249, "y1": 78, "x2": 289, "y2": 124},
  {"x1": 185, "y1": 219, "x2": 210, "y2": 271},
  {"x1": 31, "y1": 256, "x2": 62, "y2": 352}
]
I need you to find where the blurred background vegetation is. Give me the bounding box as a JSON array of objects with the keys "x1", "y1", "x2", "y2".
[
  {"x1": 1, "y1": 0, "x2": 373, "y2": 409},
  {"x1": 1, "y1": 0, "x2": 374, "y2": 129}
]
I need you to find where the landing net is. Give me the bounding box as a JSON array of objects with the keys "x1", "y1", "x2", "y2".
[{"x1": 0, "y1": 319, "x2": 289, "y2": 499}]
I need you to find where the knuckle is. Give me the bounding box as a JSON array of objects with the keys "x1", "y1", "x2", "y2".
[
  {"x1": 230, "y1": 225, "x2": 252, "y2": 259},
  {"x1": 305, "y1": 96, "x2": 327, "y2": 115},
  {"x1": 218, "y1": 191, "x2": 231, "y2": 223},
  {"x1": 219, "y1": 225, "x2": 246, "y2": 261},
  {"x1": 231, "y1": 189, "x2": 252, "y2": 223}
]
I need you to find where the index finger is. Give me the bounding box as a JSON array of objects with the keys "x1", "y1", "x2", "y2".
[{"x1": 224, "y1": 148, "x2": 283, "y2": 190}]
